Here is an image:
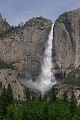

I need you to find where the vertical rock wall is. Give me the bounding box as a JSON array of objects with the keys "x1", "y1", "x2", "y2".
[{"x1": 52, "y1": 9, "x2": 80, "y2": 79}]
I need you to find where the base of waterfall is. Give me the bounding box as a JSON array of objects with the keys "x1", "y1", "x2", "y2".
[{"x1": 19, "y1": 78, "x2": 56, "y2": 95}]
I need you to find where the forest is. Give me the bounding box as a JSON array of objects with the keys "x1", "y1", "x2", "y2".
[{"x1": 0, "y1": 84, "x2": 80, "y2": 120}]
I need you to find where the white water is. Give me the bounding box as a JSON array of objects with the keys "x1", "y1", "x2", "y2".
[
  {"x1": 37, "y1": 24, "x2": 56, "y2": 94},
  {"x1": 19, "y1": 24, "x2": 56, "y2": 94}
]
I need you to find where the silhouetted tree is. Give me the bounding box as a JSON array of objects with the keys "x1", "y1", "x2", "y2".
[
  {"x1": 50, "y1": 87, "x2": 56, "y2": 102},
  {"x1": 63, "y1": 91, "x2": 68, "y2": 104},
  {"x1": 32, "y1": 96, "x2": 35, "y2": 101},
  {"x1": 0, "y1": 84, "x2": 13, "y2": 119},
  {"x1": 43, "y1": 94, "x2": 47, "y2": 101},
  {"x1": 0, "y1": 86, "x2": 7, "y2": 119},
  {"x1": 70, "y1": 91, "x2": 77, "y2": 117},
  {"x1": 38, "y1": 94, "x2": 42, "y2": 101},
  {"x1": 25, "y1": 88, "x2": 31, "y2": 102},
  {"x1": 43, "y1": 103, "x2": 49, "y2": 120},
  {"x1": 6, "y1": 84, "x2": 13, "y2": 105}
]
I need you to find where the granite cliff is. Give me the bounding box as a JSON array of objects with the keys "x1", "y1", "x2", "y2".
[
  {"x1": 52, "y1": 8, "x2": 80, "y2": 104},
  {"x1": 0, "y1": 14, "x2": 52, "y2": 100},
  {"x1": 1, "y1": 8, "x2": 80, "y2": 100},
  {"x1": 52, "y1": 8, "x2": 80, "y2": 80}
]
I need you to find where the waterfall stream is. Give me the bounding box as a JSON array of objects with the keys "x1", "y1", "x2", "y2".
[
  {"x1": 37, "y1": 24, "x2": 56, "y2": 94},
  {"x1": 19, "y1": 24, "x2": 56, "y2": 94}
]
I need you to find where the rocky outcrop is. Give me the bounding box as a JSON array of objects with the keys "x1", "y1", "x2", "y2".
[
  {"x1": 52, "y1": 8, "x2": 80, "y2": 79},
  {"x1": 54, "y1": 83, "x2": 80, "y2": 105},
  {"x1": 0, "y1": 69, "x2": 26, "y2": 100},
  {"x1": 0, "y1": 13, "x2": 11, "y2": 33},
  {"x1": 0, "y1": 15, "x2": 52, "y2": 99}
]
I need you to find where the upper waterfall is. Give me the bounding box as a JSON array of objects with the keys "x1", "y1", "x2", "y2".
[{"x1": 37, "y1": 24, "x2": 56, "y2": 94}]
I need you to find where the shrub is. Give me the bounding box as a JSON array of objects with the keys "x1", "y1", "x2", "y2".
[{"x1": 0, "y1": 60, "x2": 10, "y2": 69}]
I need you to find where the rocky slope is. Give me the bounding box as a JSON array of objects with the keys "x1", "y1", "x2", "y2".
[
  {"x1": 0, "y1": 15, "x2": 52, "y2": 100},
  {"x1": 0, "y1": 69, "x2": 26, "y2": 100},
  {"x1": 52, "y1": 8, "x2": 80, "y2": 80}
]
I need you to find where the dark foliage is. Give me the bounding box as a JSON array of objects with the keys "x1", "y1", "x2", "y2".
[
  {"x1": 0, "y1": 84, "x2": 79, "y2": 120},
  {"x1": 0, "y1": 60, "x2": 10, "y2": 69}
]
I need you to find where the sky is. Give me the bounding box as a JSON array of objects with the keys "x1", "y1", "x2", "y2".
[{"x1": 0, "y1": 0, "x2": 80, "y2": 26}]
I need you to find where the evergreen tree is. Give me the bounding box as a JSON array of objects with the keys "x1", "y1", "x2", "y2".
[
  {"x1": 25, "y1": 88, "x2": 31, "y2": 102},
  {"x1": 72, "y1": 105, "x2": 80, "y2": 120},
  {"x1": 43, "y1": 103, "x2": 49, "y2": 120},
  {"x1": 70, "y1": 91, "x2": 77, "y2": 117},
  {"x1": 3, "y1": 104, "x2": 22, "y2": 120},
  {"x1": 6, "y1": 84, "x2": 13, "y2": 105},
  {"x1": 50, "y1": 87, "x2": 56, "y2": 102},
  {"x1": 0, "y1": 84, "x2": 13, "y2": 119},
  {"x1": 32, "y1": 96, "x2": 35, "y2": 101},
  {"x1": 11, "y1": 25, "x2": 14, "y2": 30},
  {"x1": 43, "y1": 94, "x2": 47, "y2": 101},
  {"x1": 0, "y1": 86, "x2": 7, "y2": 119},
  {"x1": 63, "y1": 91, "x2": 68, "y2": 104},
  {"x1": 38, "y1": 94, "x2": 42, "y2": 101}
]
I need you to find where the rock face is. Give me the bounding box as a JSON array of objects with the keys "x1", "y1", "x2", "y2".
[
  {"x1": 0, "y1": 13, "x2": 11, "y2": 33},
  {"x1": 0, "y1": 15, "x2": 52, "y2": 99},
  {"x1": 54, "y1": 83, "x2": 80, "y2": 105},
  {"x1": 52, "y1": 8, "x2": 80, "y2": 79},
  {"x1": 0, "y1": 69, "x2": 26, "y2": 100},
  {"x1": 0, "y1": 17, "x2": 52, "y2": 80}
]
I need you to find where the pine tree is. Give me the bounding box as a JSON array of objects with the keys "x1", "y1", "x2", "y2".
[
  {"x1": 38, "y1": 94, "x2": 42, "y2": 101},
  {"x1": 43, "y1": 94, "x2": 47, "y2": 101},
  {"x1": 50, "y1": 87, "x2": 56, "y2": 102},
  {"x1": 63, "y1": 91, "x2": 68, "y2": 104},
  {"x1": 43, "y1": 103, "x2": 49, "y2": 120},
  {"x1": 0, "y1": 86, "x2": 7, "y2": 119},
  {"x1": 70, "y1": 91, "x2": 77, "y2": 117},
  {"x1": 32, "y1": 96, "x2": 35, "y2": 101},
  {"x1": 0, "y1": 84, "x2": 14, "y2": 119},
  {"x1": 6, "y1": 84, "x2": 14, "y2": 105},
  {"x1": 25, "y1": 88, "x2": 31, "y2": 102}
]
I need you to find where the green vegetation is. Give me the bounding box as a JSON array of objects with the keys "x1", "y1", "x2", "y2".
[
  {"x1": 0, "y1": 84, "x2": 80, "y2": 120},
  {"x1": 0, "y1": 84, "x2": 13, "y2": 119},
  {"x1": 0, "y1": 28, "x2": 13, "y2": 38},
  {"x1": 0, "y1": 60, "x2": 10, "y2": 69},
  {"x1": 64, "y1": 67, "x2": 80, "y2": 86},
  {"x1": 0, "y1": 25, "x2": 21, "y2": 38},
  {"x1": 50, "y1": 87, "x2": 57, "y2": 102},
  {"x1": 70, "y1": 91, "x2": 77, "y2": 117},
  {"x1": 2, "y1": 100, "x2": 72, "y2": 120},
  {"x1": 63, "y1": 91, "x2": 68, "y2": 104},
  {"x1": 73, "y1": 105, "x2": 80, "y2": 120}
]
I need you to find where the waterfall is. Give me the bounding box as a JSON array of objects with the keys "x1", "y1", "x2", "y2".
[
  {"x1": 19, "y1": 24, "x2": 56, "y2": 94},
  {"x1": 37, "y1": 24, "x2": 56, "y2": 94}
]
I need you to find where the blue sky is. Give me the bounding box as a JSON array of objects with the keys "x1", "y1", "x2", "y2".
[{"x1": 0, "y1": 0, "x2": 80, "y2": 26}]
